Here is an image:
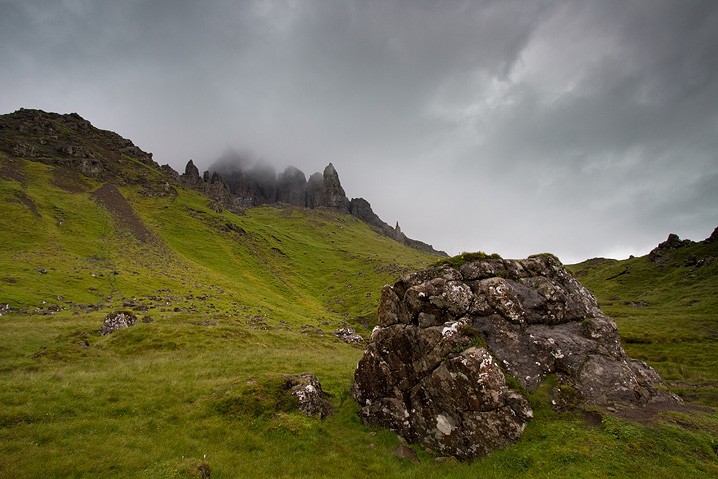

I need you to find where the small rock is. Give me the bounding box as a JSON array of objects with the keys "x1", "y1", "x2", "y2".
[
  {"x1": 284, "y1": 372, "x2": 332, "y2": 419},
  {"x1": 333, "y1": 326, "x2": 364, "y2": 344},
  {"x1": 197, "y1": 462, "x2": 211, "y2": 479},
  {"x1": 100, "y1": 311, "x2": 137, "y2": 336},
  {"x1": 394, "y1": 445, "x2": 419, "y2": 462}
]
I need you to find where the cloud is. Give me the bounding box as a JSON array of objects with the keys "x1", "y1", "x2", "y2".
[{"x1": 1, "y1": 0, "x2": 716, "y2": 262}]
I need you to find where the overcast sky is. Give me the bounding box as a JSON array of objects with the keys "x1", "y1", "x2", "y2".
[{"x1": 2, "y1": 0, "x2": 717, "y2": 262}]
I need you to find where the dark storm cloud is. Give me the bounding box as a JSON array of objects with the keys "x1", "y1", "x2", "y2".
[{"x1": 1, "y1": 0, "x2": 716, "y2": 262}]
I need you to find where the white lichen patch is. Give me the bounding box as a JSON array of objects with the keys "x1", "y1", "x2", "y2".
[
  {"x1": 371, "y1": 325, "x2": 382, "y2": 339},
  {"x1": 436, "y1": 414, "x2": 456, "y2": 436},
  {"x1": 442, "y1": 321, "x2": 460, "y2": 337}
]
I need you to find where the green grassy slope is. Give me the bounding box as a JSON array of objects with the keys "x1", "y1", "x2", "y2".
[
  {"x1": 567, "y1": 239, "x2": 718, "y2": 406},
  {"x1": 1, "y1": 148, "x2": 717, "y2": 477}
]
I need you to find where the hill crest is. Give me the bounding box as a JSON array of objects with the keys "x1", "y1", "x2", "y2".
[{"x1": 0, "y1": 108, "x2": 445, "y2": 256}]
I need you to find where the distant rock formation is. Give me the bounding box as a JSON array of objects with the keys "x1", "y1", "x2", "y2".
[
  {"x1": 183, "y1": 159, "x2": 202, "y2": 188},
  {"x1": 352, "y1": 255, "x2": 679, "y2": 460},
  {"x1": 648, "y1": 233, "x2": 695, "y2": 262},
  {"x1": 276, "y1": 166, "x2": 308, "y2": 207},
  {"x1": 0, "y1": 108, "x2": 445, "y2": 256},
  {"x1": 320, "y1": 163, "x2": 350, "y2": 211},
  {"x1": 182, "y1": 159, "x2": 446, "y2": 255},
  {"x1": 705, "y1": 226, "x2": 718, "y2": 244}
]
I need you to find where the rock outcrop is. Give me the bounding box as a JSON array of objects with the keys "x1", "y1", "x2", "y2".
[
  {"x1": 352, "y1": 255, "x2": 678, "y2": 460},
  {"x1": 705, "y1": 226, "x2": 718, "y2": 244},
  {"x1": 0, "y1": 108, "x2": 446, "y2": 256},
  {"x1": 649, "y1": 233, "x2": 695, "y2": 262},
  {"x1": 276, "y1": 166, "x2": 308, "y2": 207},
  {"x1": 285, "y1": 372, "x2": 332, "y2": 419},
  {"x1": 183, "y1": 159, "x2": 445, "y2": 255},
  {"x1": 100, "y1": 311, "x2": 137, "y2": 336},
  {"x1": 0, "y1": 109, "x2": 157, "y2": 178},
  {"x1": 333, "y1": 326, "x2": 364, "y2": 344},
  {"x1": 320, "y1": 163, "x2": 349, "y2": 211}
]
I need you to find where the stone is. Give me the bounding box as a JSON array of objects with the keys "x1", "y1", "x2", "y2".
[
  {"x1": 352, "y1": 255, "x2": 678, "y2": 460},
  {"x1": 285, "y1": 372, "x2": 332, "y2": 419},
  {"x1": 333, "y1": 326, "x2": 364, "y2": 344},
  {"x1": 100, "y1": 311, "x2": 137, "y2": 336},
  {"x1": 394, "y1": 445, "x2": 419, "y2": 461}
]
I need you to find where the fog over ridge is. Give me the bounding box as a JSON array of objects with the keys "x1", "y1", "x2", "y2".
[{"x1": 2, "y1": 0, "x2": 717, "y2": 263}]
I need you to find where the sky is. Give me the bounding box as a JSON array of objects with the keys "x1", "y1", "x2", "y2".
[{"x1": 2, "y1": 0, "x2": 717, "y2": 263}]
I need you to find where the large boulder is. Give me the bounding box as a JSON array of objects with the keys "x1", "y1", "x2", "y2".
[{"x1": 352, "y1": 255, "x2": 678, "y2": 460}]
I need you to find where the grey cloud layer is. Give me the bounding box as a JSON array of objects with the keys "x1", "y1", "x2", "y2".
[{"x1": 1, "y1": 0, "x2": 716, "y2": 262}]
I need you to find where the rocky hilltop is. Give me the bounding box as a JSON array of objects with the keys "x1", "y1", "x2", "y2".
[
  {"x1": 181, "y1": 158, "x2": 446, "y2": 255},
  {"x1": 0, "y1": 108, "x2": 444, "y2": 255},
  {"x1": 352, "y1": 254, "x2": 679, "y2": 460}
]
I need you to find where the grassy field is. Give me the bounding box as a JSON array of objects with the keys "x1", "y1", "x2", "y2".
[
  {"x1": 1, "y1": 156, "x2": 717, "y2": 477},
  {"x1": 568, "y1": 239, "x2": 718, "y2": 406}
]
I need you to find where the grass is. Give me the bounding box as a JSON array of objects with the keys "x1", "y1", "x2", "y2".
[
  {"x1": 568, "y1": 240, "x2": 718, "y2": 406},
  {"x1": 1, "y1": 154, "x2": 717, "y2": 477}
]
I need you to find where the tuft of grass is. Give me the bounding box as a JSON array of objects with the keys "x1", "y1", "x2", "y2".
[{"x1": 436, "y1": 251, "x2": 503, "y2": 269}]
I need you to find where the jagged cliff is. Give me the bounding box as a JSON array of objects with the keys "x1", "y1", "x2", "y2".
[
  {"x1": 0, "y1": 108, "x2": 444, "y2": 256},
  {"x1": 181, "y1": 159, "x2": 446, "y2": 256}
]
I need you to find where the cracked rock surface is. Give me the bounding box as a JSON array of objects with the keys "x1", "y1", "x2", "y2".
[{"x1": 352, "y1": 255, "x2": 678, "y2": 460}]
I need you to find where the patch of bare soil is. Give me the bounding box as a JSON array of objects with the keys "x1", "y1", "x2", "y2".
[
  {"x1": 0, "y1": 157, "x2": 26, "y2": 184},
  {"x1": 16, "y1": 191, "x2": 41, "y2": 218},
  {"x1": 609, "y1": 400, "x2": 713, "y2": 426},
  {"x1": 90, "y1": 183, "x2": 153, "y2": 243},
  {"x1": 51, "y1": 166, "x2": 91, "y2": 193}
]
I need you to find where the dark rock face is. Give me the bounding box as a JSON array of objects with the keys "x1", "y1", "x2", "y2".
[
  {"x1": 200, "y1": 159, "x2": 446, "y2": 254},
  {"x1": 703, "y1": 226, "x2": 718, "y2": 244},
  {"x1": 100, "y1": 311, "x2": 137, "y2": 336},
  {"x1": 182, "y1": 159, "x2": 202, "y2": 187},
  {"x1": 0, "y1": 109, "x2": 159, "y2": 178},
  {"x1": 285, "y1": 372, "x2": 332, "y2": 418},
  {"x1": 348, "y1": 198, "x2": 447, "y2": 256},
  {"x1": 276, "y1": 166, "x2": 307, "y2": 206},
  {"x1": 649, "y1": 233, "x2": 695, "y2": 262},
  {"x1": 349, "y1": 197, "x2": 392, "y2": 233},
  {"x1": 320, "y1": 163, "x2": 349, "y2": 211},
  {"x1": 352, "y1": 255, "x2": 678, "y2": 460},
  {"x1": 305, "y1": 172, "x2": 324, "y2": 208}
]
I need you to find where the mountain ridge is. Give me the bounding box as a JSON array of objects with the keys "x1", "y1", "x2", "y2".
[{"x1": 0, "y1": 108, "x2": 445, "y2": 256}]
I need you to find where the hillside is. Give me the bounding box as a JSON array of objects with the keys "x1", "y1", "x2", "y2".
[
  {"x1": 568, "y1": 231, "x2": 718, "y2": 405},
  {"x1": 1, "y1": 110, "x2": 717, "y2": 478}
]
